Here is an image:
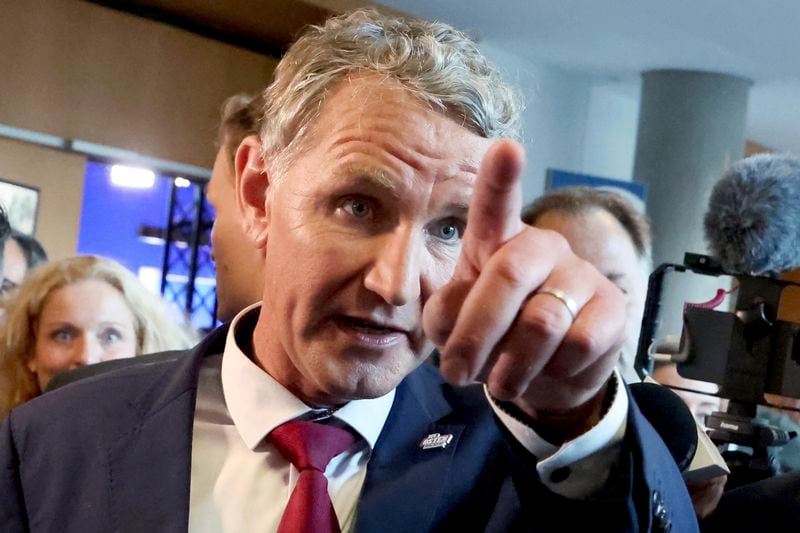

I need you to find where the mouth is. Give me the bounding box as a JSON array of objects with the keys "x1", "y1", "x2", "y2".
[{"x1": 335, "y1": 316, "x2": 410, "y2": 347}]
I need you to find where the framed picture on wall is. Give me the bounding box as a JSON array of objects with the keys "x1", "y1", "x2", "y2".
[{"x1": 0, "y1": 178, "x2": 39, "y2": 235}]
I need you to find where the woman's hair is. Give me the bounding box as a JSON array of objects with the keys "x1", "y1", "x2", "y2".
[
  {"x1": 0, "y1": 255, "x2": 196, "y2": 416},
  {"x1": 260, "y1": 8, "x2": 523, "y2": 178}
]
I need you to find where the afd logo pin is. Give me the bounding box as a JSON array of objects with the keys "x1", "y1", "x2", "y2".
[{"x1": 419, "y1": 433, "x2": 453, "y2": 450}]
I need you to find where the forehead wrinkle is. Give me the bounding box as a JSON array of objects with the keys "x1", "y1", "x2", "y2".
[
  {"x1": 329, "y1": 116, "x2": 439, "y2": 177},
  {"x1": 325, "y1": 81, "x2": 485, "y2": 189},
  {"x1": 457, "y1": 160, "x2": 480, "y2": 176},
  {"x1": 330, "y1": 93, "x2": 453, "y2": 167},
  {"x1": 329, "y1": 133, "x2": 426, "y2": 178}
]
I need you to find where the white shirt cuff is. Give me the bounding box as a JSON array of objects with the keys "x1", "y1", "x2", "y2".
[{"x1": 487, "y1": 369, "x2": 628, "y2": 499}]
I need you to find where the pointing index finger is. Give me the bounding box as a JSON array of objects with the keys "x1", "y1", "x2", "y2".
[{"x1": 462, "y1": 139, "x2": 526, "y2": 267}]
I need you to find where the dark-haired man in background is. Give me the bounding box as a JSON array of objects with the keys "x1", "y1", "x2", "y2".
[
  {"x1": 207, "y1": 93, "x2": 265, "y2": 322},
  {"x1": 1, "y1": 230, "x2": 47, "y2": 296}
]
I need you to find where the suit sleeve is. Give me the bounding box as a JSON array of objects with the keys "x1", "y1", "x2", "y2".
[
  {"x1": 488, "y1": 369, "x2": 628, "y2": 498},
  {"x1": 489, "y1": 378, "x2": 700, "y2": 532},
  {"x1": 1, "y1": 414, "x2": 29, "y2": 533}
]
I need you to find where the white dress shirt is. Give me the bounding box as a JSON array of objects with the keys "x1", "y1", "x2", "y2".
[{"x1": 188, "y1": 304, "x2": 628, "y2": 531}]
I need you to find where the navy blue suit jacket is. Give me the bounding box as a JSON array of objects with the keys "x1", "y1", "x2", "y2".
[{"x1": 1, "y1": 325, "x2": 696, "y2": 532}]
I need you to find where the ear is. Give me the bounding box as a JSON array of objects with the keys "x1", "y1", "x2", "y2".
[
  {"x1": 235, "y1": 135, "x2": 271, "y2": 250},
  {"x1": 27, "y1": 358, "x2": 37, "y2": 373}
]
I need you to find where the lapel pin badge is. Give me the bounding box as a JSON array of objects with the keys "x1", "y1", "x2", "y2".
[{"x1": 420, "y1": 432, "x2": 453, "y2": 450}]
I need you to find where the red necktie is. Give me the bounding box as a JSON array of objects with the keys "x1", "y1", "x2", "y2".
[{"x1": 268, "y1": 420, "x2": 356, "y2": 533}]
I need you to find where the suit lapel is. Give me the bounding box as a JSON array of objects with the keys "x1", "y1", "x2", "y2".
[
  {"x1": 356, "y1": 367, "x2": 464, "y2": 533},
  {"x1": 98, "y1": 327, "x2": 459, "y2": 532},
  {"x1": 106, "y1": 325, "x2": 228, "y2": 532}
]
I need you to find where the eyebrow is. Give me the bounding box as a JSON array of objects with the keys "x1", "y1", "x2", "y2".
[
  {"x1": 39, "y1": 321, "x2": 77, "y2": 329},
  {"x1": 447, "y1": 202, "x2": 470, "y2": 219},
  {"x1": 331, "y1": 164, "x2": 473, "y2": 217},
  {"x1": 40, "y1": 320, "x2": 131, "y2": 329},
  {"x1": 332, "y1": 165, "x2": 397, "y2": 191},
  {"x1": 98, "y1": 321, "x2": 132, "y2": 328}
]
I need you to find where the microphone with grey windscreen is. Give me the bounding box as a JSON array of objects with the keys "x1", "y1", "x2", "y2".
[{"x1": 704, "y1": 153, "x2": 800, "y2": 276}]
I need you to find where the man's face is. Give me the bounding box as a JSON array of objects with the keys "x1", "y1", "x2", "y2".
[
  {"x1": 208, "y1": 144, "x2": 264, "y2": 321},
  {"x1": 533, "y1": 209, "x2": 648, "y2": 360},
  {"x1": 251, "y1": 75, "x2": 492, "y2": 406},
  {"x1": 2, "y1": 238, "x2": 28, "y2": 295}
]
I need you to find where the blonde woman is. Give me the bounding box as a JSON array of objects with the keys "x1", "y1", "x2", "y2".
[{"x1": 0, "y1": 255, "x2": 196, "y2": 418}]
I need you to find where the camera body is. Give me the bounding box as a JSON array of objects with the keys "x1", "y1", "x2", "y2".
[
  {"x1": 637, "y1": 252, "x2": 800, "y2": 402},
  {"x1": 636, "y1": 253, "x2": 800, "y2": 487}
]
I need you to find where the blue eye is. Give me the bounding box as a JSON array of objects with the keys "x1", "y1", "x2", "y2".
[
  {"x1": 51, "y1": 329, "x2": 74, "y2": 343},
  {"x1": 432, "y1": 219, "x2": 464, "y2": 242},
  {"x1": 100, "y1": 329, "x2": 123, "y2": 344},
  {"x1": 342, "y1": 198, "x2": 372, "y2": 218}
]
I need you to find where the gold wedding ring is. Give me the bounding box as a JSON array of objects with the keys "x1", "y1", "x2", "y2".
[{"x1": 536, "y1": 286, "x2": 578, "y2": 320}]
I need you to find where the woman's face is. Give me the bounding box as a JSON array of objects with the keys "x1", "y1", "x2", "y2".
[{"x1": 28, "y1": 279, "x2": 138, "y2": 390}]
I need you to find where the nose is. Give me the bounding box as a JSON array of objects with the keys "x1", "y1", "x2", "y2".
[
  {"x1": 72, "y1": 336, "x2": 104, "y2": 368},
  {"x1": 364, "y1": 227, "x2": 422, "y2": 307}
]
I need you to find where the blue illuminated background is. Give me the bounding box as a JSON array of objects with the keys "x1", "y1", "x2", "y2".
[{"x1": 76, "y1": 160, "x2": 217, "y2": 330}]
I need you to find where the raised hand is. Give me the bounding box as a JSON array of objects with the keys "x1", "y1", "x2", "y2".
[{"x1": 422, "y1": 139, "x2": 627, "y2": 440}]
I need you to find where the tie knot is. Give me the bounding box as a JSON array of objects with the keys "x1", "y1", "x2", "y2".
[{"x1": 268, "y1": 420, "x2": 356, "y2": 472}]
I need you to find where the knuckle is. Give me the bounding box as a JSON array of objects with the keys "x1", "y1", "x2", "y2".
[
  {"x1": 488, "y1": 380, "x2": 520, "y2": 401},
  {"x1": 521, "y1": 305, "x2": 569, "y2": 339},
  {"x1": 446, "y1": 332, "x2": 484, "y2": 361},
  {"x1": 564, "y1": 255, "x2": 599, "y2": 283},
  {"x1": 568, "y1": 328, "x2": 605, "y2": 357},
  {"x1": 566, "y1": 370, "x2": 597, "y2": 390},
  {"x1": 525, "y1": 227, "x2": 570, "y2": 256},
  {"x1": 551, "y1": 232, "x2": 571, "y2": 255},
  {"x1": 540, "y1": 229, "x2": 571, "y2": 255},
  {"x1": 491, "y1": 253, "x2": 529, "y2": 290},
  {"x1": 571, "y1": 362, "x2": 611, "y2": 390},
  {"x1": 429, "y1": 326, "x2": 453, "y2": 347},
  {"x1": 594, "y1": 269, "x2": 618, "y2": 293},
  {"x1": 574, "y1": 256, "x2": 597, "y2": 276}
]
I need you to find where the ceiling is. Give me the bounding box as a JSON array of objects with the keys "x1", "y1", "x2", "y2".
[
  {"x1": 377, "y1": 0, "x2": 800, "y2": 154},
  {"x1": 87, "y1": 0, "x2": 336, "y2": 55},
  {"x1": 381, "y1": 0, "x2": 800, "y2": 83},
  {"x1": 92, "y1": 0, "x2": 800, "y2": 153}
]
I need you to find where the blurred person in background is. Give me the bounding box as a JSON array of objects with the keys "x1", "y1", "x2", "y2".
[
  {"x1": 522, "y1": 186, "x2": 650, "y2": 384},
  {"x1": 1, "y1": 229, "x2": 47, "y2": 296},
  {"x1": 18, "y1": 94, "x2": 265, "y2": 391},
  {"x1": 523, "y1": 186, "x2": 728, "y2": 518},
  {"x1": 207, "y1": 93, "x2": 266, "y2": 322},
  {"x1": 10, "y1": 229, "x2": 47, "y2": 270},
  {"x1": 0, "y1": 255, "x2": 196, "y2": 418},
  {"x1": 0, "y1": 208, "x2": 15, "y2": 296}
]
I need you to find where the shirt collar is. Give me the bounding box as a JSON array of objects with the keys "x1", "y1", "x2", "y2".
[{"x1": 221, "y1": 303, "x2": 395, "y2": 451}]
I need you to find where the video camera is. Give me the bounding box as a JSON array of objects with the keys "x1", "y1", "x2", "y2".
[{"x1": 636, "y1": 252, "x2": 800, "y2": 487}]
